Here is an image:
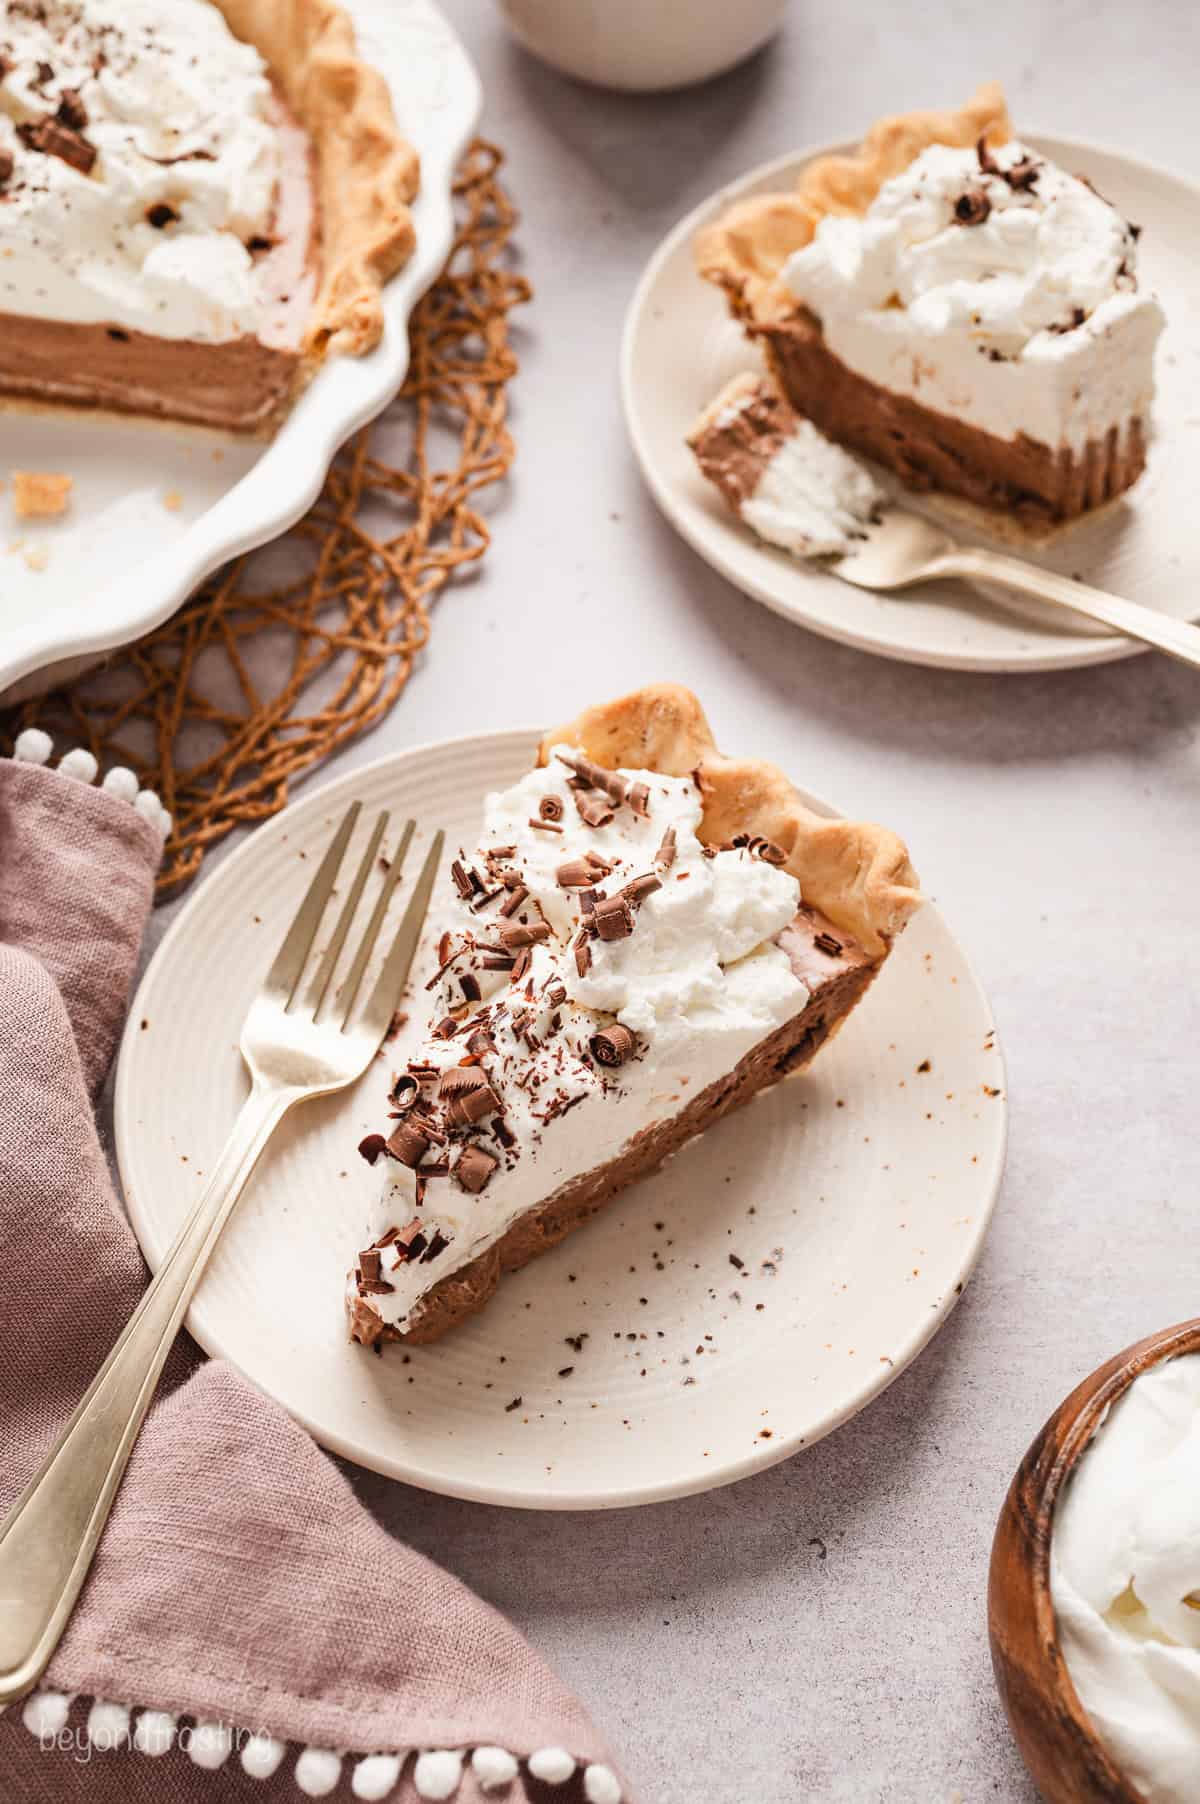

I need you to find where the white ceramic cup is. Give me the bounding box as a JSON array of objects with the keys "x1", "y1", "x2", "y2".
[{"x1": 496, "y1": 0, "x2": 788, "y2": 93}]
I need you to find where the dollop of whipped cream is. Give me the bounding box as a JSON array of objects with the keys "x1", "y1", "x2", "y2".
[
  {"x1": 0, "y1": 0, "x2": 314, "y2": 344},
  {"x1": 720, "y1": 398, "x2": 883, "y2": 558},
  {"x1": 786, "y1": 139, "x2": 1147, "y2": 355},
  {"x1": 1053, "y1": 1354, "x2": 1200, "y2": 1803},
  {"x1": 354, "y1": 751, "x2": 806, "y2": 1333}
]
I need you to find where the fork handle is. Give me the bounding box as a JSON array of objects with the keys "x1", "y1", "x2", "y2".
[
  {"x1": 939, "y1": 548, "x2": 1200, "y2": 671},
  {"x1": 0, "y1": 1079, "x2": 294, "y2": 1707}
]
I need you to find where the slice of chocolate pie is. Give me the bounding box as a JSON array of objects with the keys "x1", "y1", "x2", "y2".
[
  {"x1": 696, "y1": 84, "x2": 1164, "y2": 525},
  {"x1": 688, "y1": 371, "x2": 884, "y2": 557},
  {"x1": 0, "y1": 0, "x2": 418, "y2": 434},
  {"x1": 348, "y1": 685, "x2": 920, "y2": 1348}
]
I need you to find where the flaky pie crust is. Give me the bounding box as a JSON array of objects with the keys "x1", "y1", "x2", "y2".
[
  {"x1": 216, "y1": 0, "x2": 419, "y2": 362},
  {"x1": 695, "y1": 83, "x2": 1011, "y2": 327},
  {"x1": 540, "y1": 684, "x2": 920, "y2": 958}
]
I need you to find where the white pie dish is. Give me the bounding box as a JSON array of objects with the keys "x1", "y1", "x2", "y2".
[
  {"x1": 115, "y1": 727, "x2": 1007, "y2": 1509},
  {"x1": 622, "y1": 133, "x2": 1200, "y2": 674},
  {"x1": 0, "y1": 0, "x2": 480, "y2": 703}
]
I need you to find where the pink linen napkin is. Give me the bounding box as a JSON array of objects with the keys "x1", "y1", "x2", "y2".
[{"x1": 0, "y1": 738, "x2": 629, "y2": 1804}]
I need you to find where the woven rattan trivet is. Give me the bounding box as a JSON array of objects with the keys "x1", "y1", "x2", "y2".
[{"x1": 0, "y1": 142, "x2": 529, "y2": 894}]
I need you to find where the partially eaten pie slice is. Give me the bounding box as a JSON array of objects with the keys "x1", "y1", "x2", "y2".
[
  {"x1": 0, "y1": 0, "x2": 419, "y2": 434},
  {"x1": 696, "y1": 83, "x2": 1164, "y2": 525},
  {"x1": 348, "y1": 685, "x2": 920, "y2": 1348}
]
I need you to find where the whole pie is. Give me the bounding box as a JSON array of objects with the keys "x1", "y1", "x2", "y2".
[
  {"x1": 0, "y1": 0, "x2": 419, "y2": 434},
  {"x1": 348, "y1": 685, "x2": 920, "y2": 1347},
  {"x1": 696, "y1": 84, "x2": 1164, "y2": 525}
]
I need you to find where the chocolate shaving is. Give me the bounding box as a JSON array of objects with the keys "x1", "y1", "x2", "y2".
[
  {"x1": 420, "y1": 1230, "x2": 450, "y2": 1263},
  {"x1": 813, "y1": 930, "x2": 843, "y2": 957},
  {"x1": 450, "y1": 858, "x2": 474, "y2": 900},
  {"x1": 573, "y1": 788, "x2": 615, "y2": 828},
  {"x1": 358, "y1": 1248, "x2": 382, "y2": 1284},
  {"x1": 55, "y1": 88, "x2": 88, "y2": 131},
  {"x1": 590, "y1": 1023, "x2": 637, "y2": 1068},
  {"x1": 511, "y1": 946, "x2": 532, "y2": 984},
  {"x1": 460, "y1": 973, "x2": 481, "y2": 1003},
  {"x1": 17, "y1": 117, "x2": 97, "y2": 175},
  {"x1": 454, "y1": 1143, "x2": 499, "y2": 1194},
  {"x1": 953, "y1": 188, "x2": 991, "y2": 226},
  {"x1": 467, "y1": 1027, "x2": 495, "y2": 1056},
  {"x1": 975, "y1": 134, "x2": 1000, "y2": 177},
  {"x1": 432, "y1": 1015, "x2": 459, "y2": 1039},
  {"x1": 655, "y1": 826, "x2": 677, "y2": 868},
  {"x1": 357, "y1": 1132, "x2": 390, "y2": 1166},
  {"x1": 556, "y1": 749, "x2": 629, "y2": 806},
  {"x1": 494, "y1": 1117, "x2": 517, "y2": 1150},
  {"x1": 593, "y1": 895, "x2": 635, "y2": 942},
  {"x1": 574, "y1": 934, "x2": 592, "y2": 978},
  {"x1": 1004, "y1": 155, "x2": 1040, "y2": 192},
  {"x1": 750, "y1": 836, "x2": 787, "y2": 866},
  {"x1": 538, "y1": 794, "x2": 565, "y2": 822},
  {"x1": 390, "y1": 1074, "x2": 420, "y2": 1113},
  {"x1": 440, "y1": 1065, "x2": 486, "y2": 1097},
  {"x1": 499, "y1": 921, "x2": 551, "y2": 949},
  {"x1": 624, "y1": 872, "x2": 662, "y2": 906},
  {"x1": 481, "y1": 954, "x2": 516, "y2": 971},
  {"x1": 628, "y1": 781, "x2": 650, "y2": 817},
  {"x1": 556, "y1": 858, "x2": 597, "y2": 888},
  {"x1": 451, "y1": 1082, "x2": 501, "y2": 1125},
  {"x1": 0, "y1": 149, "x2": 14, "y2": 192},
  {"x1": 528, "y1": 816, "x2": 563, "y2": 834},
  {"x1": 499, "y1": 884, "x2": 529, "y2": 917},
  {"x1": 358, "y1": 1277, "x2": 396, "y2": 1296},
  {"x1": 387, "y1": 1121, "x2": 431, "y2": 1168}
]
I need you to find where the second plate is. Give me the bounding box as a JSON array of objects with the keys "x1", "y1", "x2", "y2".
[{"x1": 622, "y1": 134, "x2": 1200, "y2": 673}]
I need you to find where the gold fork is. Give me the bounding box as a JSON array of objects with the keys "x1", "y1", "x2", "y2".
[
  {"x1": 0, "y1": 802, "x2": 444, "y2": 1707},
  {"x1": 834, "y1": 507, "x2": 1200, "y2": 670}
]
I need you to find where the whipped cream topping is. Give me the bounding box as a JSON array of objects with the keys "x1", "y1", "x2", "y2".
[
  {"x1": 354, "y1": 751, "x2": 807, "y2": 1334},
  {"x1": 783, "y1": 139, "x2": 1164, "y2": 451},
  {"x1": 713, "y1": 393, "x2": 884, "y2": 557},
  {"x1": 1053, "y1": 1354, "x2": 1200, "y2": 1803},
  {"x1": 0, "y1": 0, "x2": 315, "y2": 345}
]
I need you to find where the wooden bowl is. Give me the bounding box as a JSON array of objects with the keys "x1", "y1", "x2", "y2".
[{"x1": 988, "y1": 1317, "x2": 1200, "y2": 1803}]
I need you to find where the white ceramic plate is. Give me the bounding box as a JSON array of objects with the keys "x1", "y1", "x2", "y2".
[
  {"x1": 0, "y1": 0, "x2": 480, "y2": 702},
  {"x1": 622, "y1": 136, "x2": 1200, "y2": 673},
  {"x1": 115, "y1": 729, "x2": 1006, "y2": 1509}
]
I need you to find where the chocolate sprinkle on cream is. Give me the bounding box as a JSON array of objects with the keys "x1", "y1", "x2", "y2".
[
  {"x1": 954, "y1": 188, "x2": 991, "y2": 226},
  {"x1": 454, "y1": 1143, "x2": 499, "y2": 1194},
  {"x1": 388, "y1": 1121, "x2": 431, "y2": 1168},
  {"x1": 0, "y1": 148, "x2": 13, "y2": 191},
  {"x1": 593, "y1": 895, "x2": 635, "y2": 942},
  {"x1": 655, "y1": 826, "x2": 677, "y2": 868},
  {"x1": 538, "y1": 794, "x2": 565, "y2": 822},
  {"x1": 55, "y1": 87, "x2": 88, "y2": 131},
  {"x1": 590, "y1": 1023, "x2": 637, "y2": 1068},
  {"x1": 17, "y1": 116, "x2": 96, "y2": 175},
  {"x1": 814, "y1": 930, "x2": 843, "y2": 957},
  {"x1": 624, "y1": 872, "x2": 662, "y2": 906},
  {"x1": 499, "y1": 921, "x2": 551, "y2": 950}
]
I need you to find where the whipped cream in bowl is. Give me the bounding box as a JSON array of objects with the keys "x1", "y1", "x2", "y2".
[{"x1": 991, "y1": 1322, "x2": 1200, "y2": 1804}]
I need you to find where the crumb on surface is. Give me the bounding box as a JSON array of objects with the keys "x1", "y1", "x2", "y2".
[{"x1": 13, "y1": 470, "x2": 72, "y2": 519}]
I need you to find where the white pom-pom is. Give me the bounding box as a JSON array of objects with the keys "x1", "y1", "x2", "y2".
[
  {"x1": 295, "y1": 1747, "x2": 343, "y2": 1797},
  {"x1": 583, "y1": 1764, "x2": 622, "y2": 1804},
  {"x1": 158, "y1": 807, "x2": 174, "y2": 838},
  {"x1": 58, "y1": 748, "x2": 99, "y2": 784},
  {"x1": 472, "y1": 1746, "x2": 519, "y2": 1790},
  {"x1": 351, "y1": 1751, "x2": 402, "y2": 1799},
  {"x1": 86, "y1": 1699, "x2": 130, "y2": 1751},
  {"x1": 21, "y1": 1689, "x2": 71, "y2": 1738},
  {"x1": 13, "y1": 728, "x2": 53, "y2": 765},
  {"x1": 133, "y1": 1710, "x2": 176, "y2": 1756},
  {"x1": 187, "y1": 1720, "x2": 232, "y2": 1770},
  {"x1": 134, "y1": 788, "x2": 163, "y2": 824},
  {"x1": 241, "y1": 1731, "x2": 287, "y2": 1778},
  {"x1": 413, "y1": 1749, "x2": 463, "y2": 1799},
  {"x1": 528, "y1": 1747, "x2": 576, "y2": 1784},
  {"x1": 101, "y1": 766, "x2": 140, "y2": 803}
]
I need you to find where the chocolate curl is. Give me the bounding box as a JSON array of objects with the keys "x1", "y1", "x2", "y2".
[
  {"x1": 593, "y1": 895, "x2": 634, "y2": 942},
  {"x1": 590, "y1": 1024, "x2": 637, "y2": 1069},
  {"x1": 387, "y1": 1121, "x2": 431, "y2": 1168},
  {"x1": 454, "y1": 1144, "x2": 499, "y2": 1194},
  {"x1": 357, "y1": 1133, "x2": 390, "y2": 1166},
  {"x1": 499, "y1": 921, "x2": 551, "y2": 949}
]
